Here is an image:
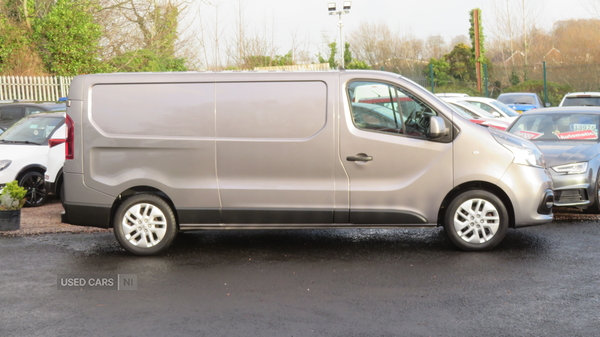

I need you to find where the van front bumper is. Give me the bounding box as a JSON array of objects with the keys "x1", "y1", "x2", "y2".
[{"x1": 498, "y1": 164, "x2": 554, "y2": 228}]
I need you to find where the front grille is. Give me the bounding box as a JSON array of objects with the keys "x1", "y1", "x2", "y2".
[{"x1": 555, "y1": 189, "x2": 587, "y2": 203}]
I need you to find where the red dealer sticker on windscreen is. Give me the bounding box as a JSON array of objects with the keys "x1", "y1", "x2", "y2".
[
  {"x1": 556, "y1": 130, "x2": 597, "y2": 139},
  {"x1": 515, "y1": 131, "x2": 543, "y2": 139}
]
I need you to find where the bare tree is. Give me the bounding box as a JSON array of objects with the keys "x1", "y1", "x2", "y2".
[
  {"x1": 424, "y1": 35, "x2": 447, "y2": 60},
  {"x1": 222, "y1": 1, "x2": 281, "y2": 69},
  {"x1": 486, "y1": 0, "x2": 544, "y2": 82},
  {"x1": 97, "y1": 0, "x2": 194, "y2": 68}
]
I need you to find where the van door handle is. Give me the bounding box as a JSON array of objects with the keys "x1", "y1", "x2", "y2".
[{"x1": 346, "y1": 154, "x2": 373, "y2": 162}]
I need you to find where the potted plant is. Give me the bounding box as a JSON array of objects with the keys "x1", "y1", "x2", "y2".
[{"x1": 0, "y1": 180, "x2": 27, "y2": 231}]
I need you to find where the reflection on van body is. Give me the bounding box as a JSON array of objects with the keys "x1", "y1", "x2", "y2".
[{"x1": 62, "y1": 70, "x2": 554, "y2": 255}]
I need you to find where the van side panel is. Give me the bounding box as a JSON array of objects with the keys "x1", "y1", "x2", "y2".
[
  {"x1": 90, "y1": 84, "x2": 213, "y2": 137},
  {"x1": 215, "y1": 80, "x2": 338, "y2": 223},
  {"x1": 84, "y1": 82, "x2": 220, "y2": 211}
]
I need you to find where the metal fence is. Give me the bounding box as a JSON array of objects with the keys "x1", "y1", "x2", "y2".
[
  {"x1": 492, "y1": 63, "x2": 600, "y2": 92},
  {"x1": 0, "y1": 76, "x2": 73, "y2": 102},
  {"x1": 254, "y1": 63, "x2": 332, "y2": 71}
]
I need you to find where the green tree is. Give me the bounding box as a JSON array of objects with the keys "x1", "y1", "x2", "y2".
[
  {"x1": 239, "y1": 51, "x2": 293, "y2": 70},
  {"x1": 273, "y1": 51, "x2": 294, "y2": 66},
  {"x1": 426, "y1": 57, "x2": 452, "y2": 85},
  {"x1": 0, "y1": 1, "x2": 48, "y2": 75},
  {"x1": 0, "y1": 15, "x2": 23, "y2": 73},
  {"x1": 33, "y1": 0, "x2": 107, "y2": 75},
  {"x1": 469, "y1": 9, "x2": 486, "y2": 67},
  {"x1": 109, "y1": 49, "x2": 186, "y2": 72},
  {"x1": 344, "y1": 43, "x2": 370, "y2": 69},
  {"x1": 508, "y1": 70, "x2": 521, "y2": 86},
  {"x1": 317, "y1": 42, "x2": 338, "y2": 69},
  {"x1": 344, "y1": 42, "x2": 352, "y2": 66},
  {"x1": 107, "y1": 1, "x2": 187, "y2": 72},
  {"x1": 445, "y1": 43, "x2": 473, "y2": 82}
]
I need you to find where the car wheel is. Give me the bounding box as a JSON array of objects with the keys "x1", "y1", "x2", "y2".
[
  {"x1": 113, "y1": 194, "x2": 178, "y2": 255},
  {"x1": 443, "y1": 190, "x2": 509, "y2": 251},
  {"x1": 19, "y1": 171, "x2": 47, "y2": 207},
  {"x1": 583, "y1": 171, "x2": 600, "y2": 214}
]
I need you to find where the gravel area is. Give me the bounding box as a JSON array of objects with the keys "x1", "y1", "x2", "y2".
[
  {"x1": 0, "y1": 196, "x2": 111, "y2": 237},
  {"x1": 0, "y1": 198, "x2": 595, "y2": 237}
]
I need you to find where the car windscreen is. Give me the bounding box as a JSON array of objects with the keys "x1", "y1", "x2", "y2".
[
  {"x1": 455, "y1": 101, "x2": 496, "y2": 118},
  {"x1": 508, "y1": 113, "x2": 599, "y2": 141},
  {"x1": 0, "y1": 116, "x2": 63, "y2": 143},
  {"x1": 448, "y1": 103, "x2": 477, "y2": 118},
  {"x1": 561, "y1": 97, "x2": 600, "y2": 107},
  {"x1": 491, "y1": 101, "x2": 520, "y2": 116},
  {"x1": 498, "y1": 95, "x2": 535, "y2": 105},
  {"x1": 0, "y1": 107, "x2": 24, "y2": 123}
]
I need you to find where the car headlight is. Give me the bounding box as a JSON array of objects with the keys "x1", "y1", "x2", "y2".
[
  {"x1": 551, "y1": 162, "x2": 588, "y2": 174},
  {"x1": 0, "y1": 160, "x2": 11, "y2": 172},
  {"x1": 491, "y1": 131, "x2": 545, "y2": 168}
]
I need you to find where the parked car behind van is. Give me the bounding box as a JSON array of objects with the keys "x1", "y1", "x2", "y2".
[
  {"x1": 460, "y1": 97, "x2": 520, "y2": 119},
  {"x1": 497, "y1": 92, "x2": 548, "y2": 113},
  {"x1": 0, "y1": 112, "x2": 66, "y2": 207},
  {"x1": 61, "y1": 70, "x2": 554, "y2": 255},
  {"x1": 559, "y1": 92, "x2": 600, "y2": 107},
  {"x1": 507, "y1": 107, "x2": 600, "y2": 213},
  {"x1": 442, "y1": 100, "x2": 511, "y2": 130},
  {"x1": 0, "y1": 102, "x2": 66, "y2": 130}
]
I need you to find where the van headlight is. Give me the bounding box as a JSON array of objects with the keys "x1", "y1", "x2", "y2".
[
  {"x1": 551, "y1": 162, "x2": 588, "y2": 174},
  {"x1": 0, "y1": 160, "x2": 11, "y2": 171},
  {"x1": 492, "y1": 132, "x2": 545, "y2": 168}
]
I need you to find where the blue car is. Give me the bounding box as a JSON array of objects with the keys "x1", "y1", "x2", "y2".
[{"x1": 497, "y1": 92, "x2": 548, "y2": 113}]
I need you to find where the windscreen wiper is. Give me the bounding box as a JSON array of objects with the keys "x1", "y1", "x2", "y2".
[{"x1": 0, "y1": 140, "x2": 41, "y2": 145}]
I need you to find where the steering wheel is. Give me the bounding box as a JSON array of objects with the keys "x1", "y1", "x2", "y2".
[{"x1": 405, "y1": 109, "x2": 422, "y2": 127}]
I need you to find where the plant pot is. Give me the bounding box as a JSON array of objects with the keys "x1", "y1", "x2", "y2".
[{"x1": 0, "y1": 209, "x2": 20, "y2": 231}]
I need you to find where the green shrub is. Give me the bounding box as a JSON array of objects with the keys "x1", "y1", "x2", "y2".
[{"x1": 0, "y1": 180, "x2": 27, "y2": 210}]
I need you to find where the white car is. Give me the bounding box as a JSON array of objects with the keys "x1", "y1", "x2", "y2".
[
  {"x1": 441, "y1": 97, "x2": 517, "y2": 123},
  {"x1": 0, "y1": 112, "x2": 65, "y2": 207},
  {"x1": 442, "y1": 99, "x2": 511, "y2": 130},
  {"x1": 459, "y1": 96, "x2": 521, "y2": 119},
  {"x1": 435, "y1": 93, "x2": 470, "y2": 98},
  {"x1": 559, "y1": 92, "x2": 600, "y2": 107}
]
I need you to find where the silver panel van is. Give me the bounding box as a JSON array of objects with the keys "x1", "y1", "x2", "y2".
[{"x1": 61, "y1": 70, "x2": 554, "y2": 255}]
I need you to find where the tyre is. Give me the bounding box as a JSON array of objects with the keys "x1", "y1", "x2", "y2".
[
  {"x1": 582, "y1": 171, "x2": 600, "y2": 214},
  {"x1": 19, "y1": 171, "x2": 47, "y2": 207},
  {"x1": 443, "y1": 190, "x2": 509, "y2": 251},
  {"x1": 113, "y1": 194, "x2": 178, "y2": 255}
]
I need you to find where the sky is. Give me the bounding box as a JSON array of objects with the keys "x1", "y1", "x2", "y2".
[{"x1": 185, "y1": 0, "x2": 596, "y2": 65}]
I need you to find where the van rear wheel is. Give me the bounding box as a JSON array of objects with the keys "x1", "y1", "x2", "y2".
[
  {"x1": 113, "y1": 194, "x2": 178, "y2": 255},
  {"x1": 444, "y1": 190, "x2": 508, "y2": 251}
]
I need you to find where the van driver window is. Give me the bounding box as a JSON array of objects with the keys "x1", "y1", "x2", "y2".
[{"x1": 348, "y1": 81, "x2": 438, "y2": 138}]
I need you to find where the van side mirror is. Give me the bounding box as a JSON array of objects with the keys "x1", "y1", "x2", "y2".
[{"x1": 428, "y1": 116, "x2": 449, "y2": 139}]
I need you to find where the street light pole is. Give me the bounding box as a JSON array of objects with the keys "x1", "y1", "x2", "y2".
[{"x1": 328, "y1": 2, "x2": 351, "y2": 69}]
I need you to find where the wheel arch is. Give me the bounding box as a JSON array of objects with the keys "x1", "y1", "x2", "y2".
[
  {"x1": 109, "y1": 186, "x2": 177, "y2": 229},
  {"x1": 437, "y1": 181, "x2": 516, "y2": 229},
  {"x1": 15, "y1": 164, "x2": 46, "y2": 182},
  {"x1": 54, "y1": 168, "x2": 64, "y2": 197}
]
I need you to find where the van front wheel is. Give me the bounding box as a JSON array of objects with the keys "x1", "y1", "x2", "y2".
[
  {"x1": 113, "y1": 194, "x2": 178, "y2": 255},
  {"x1": 444, "y1": 190, "x2": 508, "y2": 251}
]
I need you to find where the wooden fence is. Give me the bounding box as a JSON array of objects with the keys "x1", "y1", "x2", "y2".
[{"x1": 0, "y1": 76, "x2": 74, "y2": 102}]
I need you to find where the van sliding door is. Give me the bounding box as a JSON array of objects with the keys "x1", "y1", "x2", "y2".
[{"x1": 215, "y1": 80, "x2": 340, "y2": 224}]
